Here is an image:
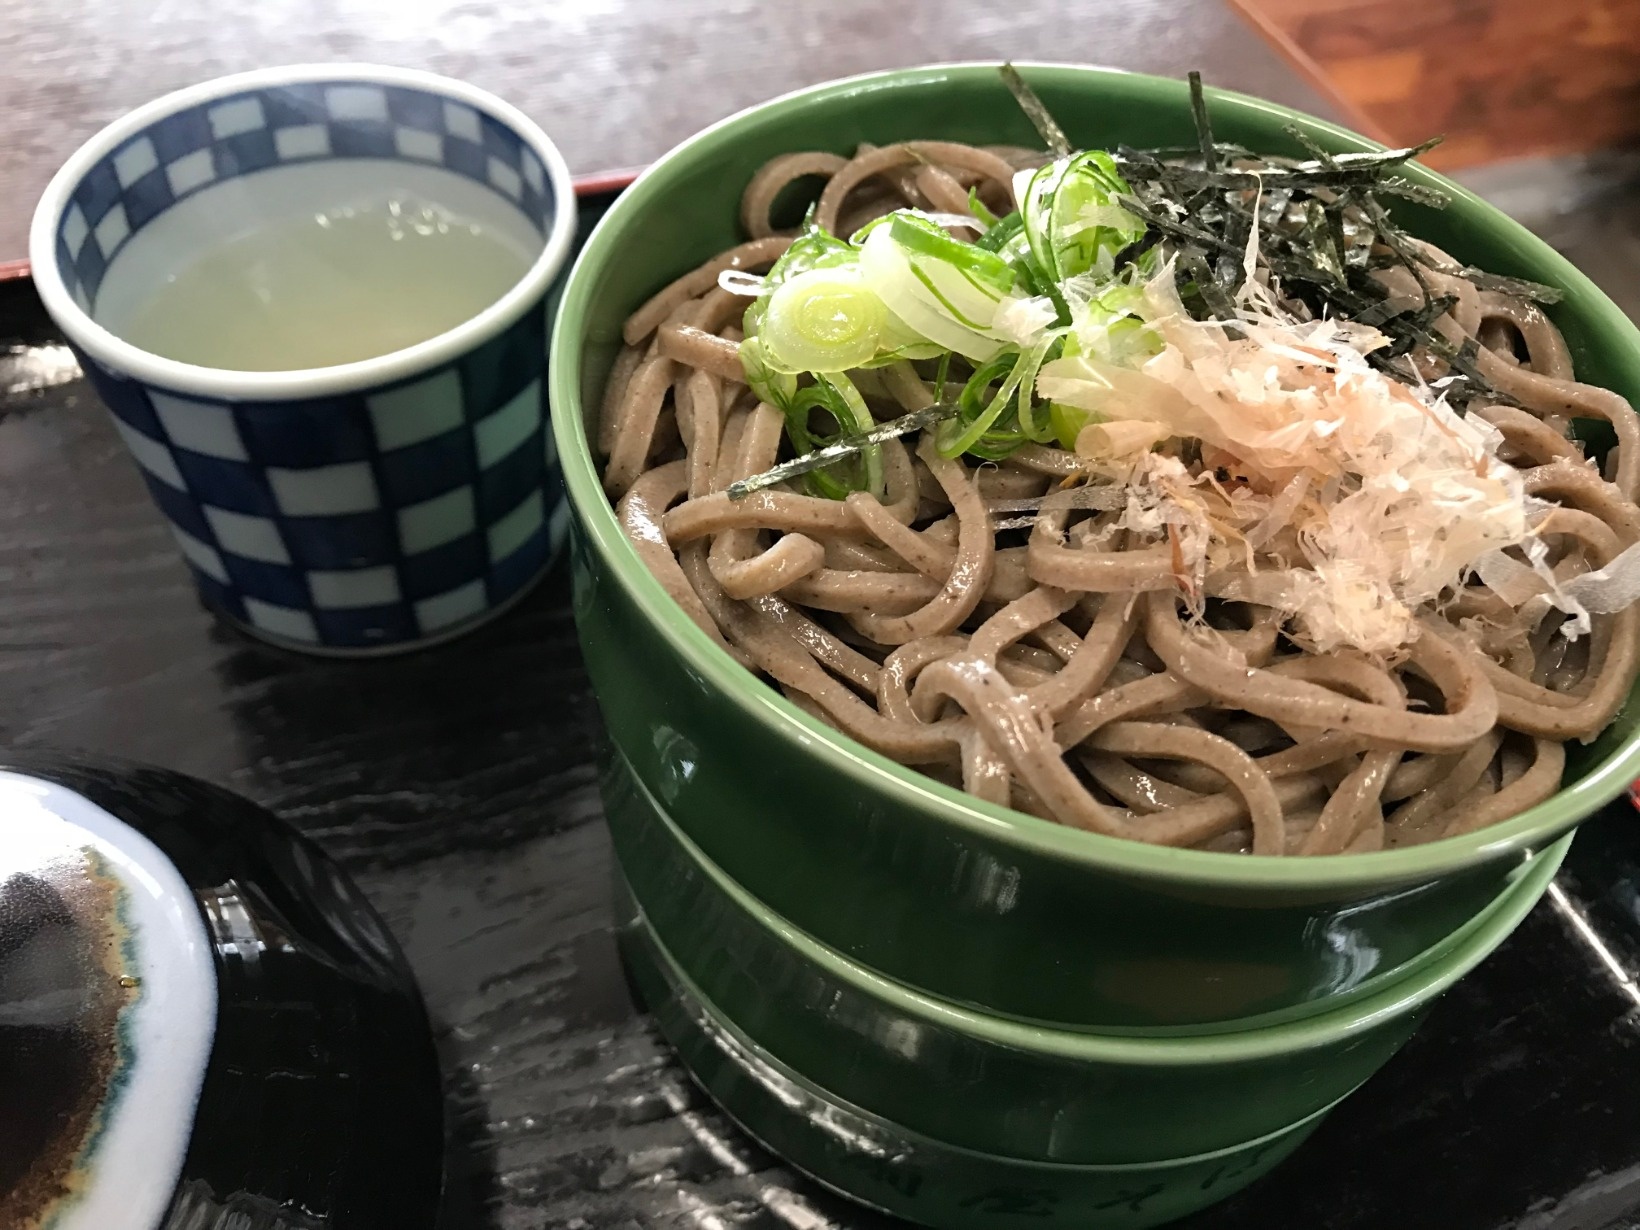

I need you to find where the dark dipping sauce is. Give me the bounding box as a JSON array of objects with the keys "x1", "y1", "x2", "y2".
[{"x1": 0, "y1": 851, "x2": 136, "y2": 1229}]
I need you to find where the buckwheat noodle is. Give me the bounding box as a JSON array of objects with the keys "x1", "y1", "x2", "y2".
[{"x1": 597, "y1": 141, "x2": 1640, "y2": 856}]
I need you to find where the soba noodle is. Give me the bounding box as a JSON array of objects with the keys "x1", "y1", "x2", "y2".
[{"x1": 596, "y1": 133, "x2": 1640, "y2": 857}]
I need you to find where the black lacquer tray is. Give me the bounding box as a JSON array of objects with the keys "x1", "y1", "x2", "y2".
[{"x1": 3, "y1": 186, "x2": 1640, "y2": 1230}]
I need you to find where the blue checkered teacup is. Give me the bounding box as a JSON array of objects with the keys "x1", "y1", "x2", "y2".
[{"x1": 29, "y1": 65, "x2": 577, "y2": 655}]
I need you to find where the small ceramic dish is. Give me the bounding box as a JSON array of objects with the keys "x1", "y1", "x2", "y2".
[
  {"x1": 550, "y1": 62, "x2": 1640, "y2": 1032},
  {"x1": 0, "y1": 752, "x2": 442, "y2": 1229},
  {"x1": 31, "y1": 65, "x2": 576, "y2": 654}
]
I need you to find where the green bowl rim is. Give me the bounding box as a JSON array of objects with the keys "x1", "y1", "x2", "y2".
[
  {"x1": 622, "y1": 883, "x2": 1362, "y2": 1165},
  {"x1": 621, "y1": 762, "x2": 1571, "y2": 1061},
  {"x1": 549, "y1": 60, "x2": 1640, "y2": 892}
]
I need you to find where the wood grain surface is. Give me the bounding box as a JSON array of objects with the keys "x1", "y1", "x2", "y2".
[
  {"x1": 0, "y1": 0, "x2": 1342, "y2": 263},
  {"x1": 1228, "y1": 0, "x2": 1640, "y2": 168}
]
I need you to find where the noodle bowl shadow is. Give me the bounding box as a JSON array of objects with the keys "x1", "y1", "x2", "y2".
[{"x1": 548, "y1": 63, "x2": 1640, "y2": 1033}]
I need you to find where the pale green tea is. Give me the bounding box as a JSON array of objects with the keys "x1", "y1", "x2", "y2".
[{"x1": 118, "y1": 193, "x2": 534, "y2": 371}]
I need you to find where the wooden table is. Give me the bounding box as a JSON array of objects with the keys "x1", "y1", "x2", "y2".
[
  {"x1": 6, "y1": 7, "x2": 1640, "y2": 1229},
  {"x1": 1227, "y1": 0, "x2": 1640, "y2": 169},
  {"x1": 0, "y1": 0, "x2": 1338, "y2": 263}
]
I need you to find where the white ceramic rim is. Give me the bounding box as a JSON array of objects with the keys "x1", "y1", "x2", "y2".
[{"x1": 28, "y1": 63, "x2": 578, "y2": 401}]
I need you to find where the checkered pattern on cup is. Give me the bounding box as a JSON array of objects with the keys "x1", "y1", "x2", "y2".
[
  {"x1": 78, "y1": 297, "x2": 567, "y2": 650},
  {"x1": 31, "y1": 67, "x2": 577, "y2": 654},
  {"x1": 55, "y1": 80, "x2": 557, "y2": 316}
]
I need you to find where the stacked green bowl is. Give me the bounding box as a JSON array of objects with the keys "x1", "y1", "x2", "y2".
[
  {"x1": 550, "y1": 64, "x2": 1640, "y2": 1226},
  {"x1": 607, "y1": 751, "x2": 1568, "y2": 1227}
]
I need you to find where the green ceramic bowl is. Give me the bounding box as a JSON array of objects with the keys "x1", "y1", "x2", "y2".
[
  {"x1": 549, "y1": 63, "x2": 1640, "y2": 1032},
  {"x1": 617, "y1": 885, "x2": 1339, "y2": 1230},
  {"x1": 605, "y1": 742, "x2": 1570, "y2": 1171}
]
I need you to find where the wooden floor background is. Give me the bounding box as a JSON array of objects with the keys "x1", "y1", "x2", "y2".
[
  {"x1": 0, "y1": 0, "x2": 1337, "y2": 264},
  {"x1": 1229, "y1": 0, "x2": 1640, "y2": 168},
  {"x1": 6, "y1": 0, "x2": 1637, "y2": 261}
]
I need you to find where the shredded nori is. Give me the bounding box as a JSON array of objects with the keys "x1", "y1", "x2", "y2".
[
  {"x1": 1187, "y1": 72, "x2": 1219, "y2": 172},
  {"x1": 732, "y1": 68, "x2": 1564, "y2": 502},
  {"x1": 726, "y1": 403, "x2": 958, "y2": 501},
  {"x1": 1000, "y1": 62, "x2": 1071, "y2": 159},
  {"x1": 1089, "y1": 71, "x2": 1552, "y2": 407}
]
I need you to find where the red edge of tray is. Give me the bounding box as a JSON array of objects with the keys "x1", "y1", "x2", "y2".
[{"x1": 0, "y1": 168, "x2": 643, "y2": 285}]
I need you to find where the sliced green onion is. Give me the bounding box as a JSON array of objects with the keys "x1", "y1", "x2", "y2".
[
  {"x1": 967, "y1": 427, "x2": 1031, "y2": 462},
  {"x1": 738, "y1": 335, "x2": 797, "y2": 412},
  {"x1": 975, "y1": 210, "x2": 1025, "y2": 253},
  {"x1": 758, "y1": 267, "x2": 887, "y2": 374},
  {"x1": 935, "y1": 352, "x2": 1012, "y2": 457},
  {"x1": 857, "y1": 342, "x2": 946, "y2": 367},
  {"x1": 783, "y1": 382, "x2": 856, "y2": 499},
  {"x1": 774, "y1": 372, "x2": 884, "y2": 499},
  {"x1": 848, "y1": 212, "x2": 897, "y2": 244},
  {"x1": 967, "y1": 186, "x2": 1001, "y2": 230},
  {"x1": 768, "y1": 209, "x2": 857, "y2": 280},
  {"x1": 822, "y1": 372, "x2": 884, "y2": 498},
  {"x1": 1101, "y1": 315, "x2": 1162, "y2": 366},
  {"x1": 921, "y1": 212, "x2": 989, "y2": 233},
  {"x1": 1021, "y1": 152, "x2": 1144, "y2": 285},
  {"x1": 857, "y1": 223, "x2": 1010, "y2": 362},
  {"x1": 1049, "y1": 400, "x2": 1101, "y2": 451},
  {"x1": 851, "y1": 304, "x2": 945, "y2": 367},
  {"x1": 888, "y1": 214, "x2": 1015, "y2": 292},
  {"x1": 974, "y1": 353, "x2": 1035, "y2": 456},
  {"x1": 1013, "y1": 334, "x2": 1060, "y2": 442},
  {"x1": 1048, "y1": 152, "x2": 1145, "y2": 278},
  {"x1": 1019, "y1": 160, "x2": 1062, "y2": 283},
  {"x1": 937, "y1": 349, "x2": 1036, "y2": 459},
  {"x1": 907, "y1": 261, "x2": 995, "y2": 331},
  {"x1": 746, "y1": 207, "x2": 862, "y2": 336},
  {"x1": 932, "y1": 350, "x2": 953, "y2": 401}
]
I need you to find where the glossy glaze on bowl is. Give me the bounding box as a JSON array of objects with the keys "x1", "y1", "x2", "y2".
[
  {"x1": 550, "y1": 63, "x2": 1640, "y2": 1030},
  {"x1": 603, "y1": 743, "x2": 1570, "y2": 1165},
  {"x1": 616, "y1": 887, "x2": 1337, "y2": 1230}
]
